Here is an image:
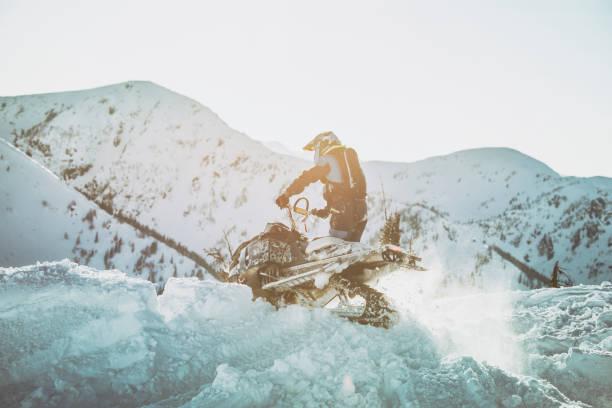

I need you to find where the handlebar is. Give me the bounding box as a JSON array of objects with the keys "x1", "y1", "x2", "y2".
[
  {"x1": 293, "y1": 197, "x2": 310, "y2": 217},
  {"x1": 286, "y1": 197, "x2": 310, "y2": 232}
]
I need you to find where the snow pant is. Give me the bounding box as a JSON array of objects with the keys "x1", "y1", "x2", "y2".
[{"x1": 329, "y1": 198, "x2": 368, "y2": 242}]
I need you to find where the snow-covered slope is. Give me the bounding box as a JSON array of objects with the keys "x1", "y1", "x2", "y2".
[
  {"x1": 362, "y1": 149, "x2": 611, "y2": 288},
  {"x1": 0, "y1": 139, "x2": 209, "y2": 285},
  {"x1": 1, "y1": 81, "x2": 610, "y2": 287},
  {"x1": 366, "y1": 148, "x2": 559, "y2": 220},
  {"x1": 262, "y1": 140, "x2": 312, "y2": 160},
  {"x1": 2, "y1": 261, "x2": 610, "y2": 407},
  {"x1": 0, "y1": 81, "x2": 313, "y2": 263}
]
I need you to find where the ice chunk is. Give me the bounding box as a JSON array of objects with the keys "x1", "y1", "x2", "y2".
[
  {"x1": 597, "y1": 310, "x2": 612, "y2": 328},
  {"x1": 0, "y1": 261, "x2": 162, "y2": 407},
  {"x1": 566, "y1": 347, "x2": 612, "y2": 384}
]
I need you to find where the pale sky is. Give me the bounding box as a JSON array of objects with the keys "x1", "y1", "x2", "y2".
[{"x1": 1, "y1": 0, "x2": 611, "y2": 177}]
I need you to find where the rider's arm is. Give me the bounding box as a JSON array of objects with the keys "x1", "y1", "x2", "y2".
[{"x1": 283, "y1": 163, "x2": 330, "y2": 196}]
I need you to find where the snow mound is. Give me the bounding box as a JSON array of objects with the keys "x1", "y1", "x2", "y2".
[
  {"x1": 0, "y1": 261, "x2": 162, "y2": 407},
  {"x1": 1, "y1": 261, "x2": 602, "y2": 407},
  {"x1": 516, "y1": 283, "x2": 612, "y2": 407}
]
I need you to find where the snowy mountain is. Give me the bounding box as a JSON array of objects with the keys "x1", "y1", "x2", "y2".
[
  {"x1": 363, "y1": 150, "x2": 611, "y2": 288},
  {"x1": 0, "y1": 82, "x2": 312, "y2": 269},
  {"x1": 0, "y1": 139, "x2": 210, "y2": 287},
  {"x1": 0, "y1": 81, "x2": 610, "y2": 288},
  {"x1": 262, "y1": 140, "x2": 312, "y2": 160},
  {"x1": 1, "y1": 261, "x2": 610, "y2": 407}
]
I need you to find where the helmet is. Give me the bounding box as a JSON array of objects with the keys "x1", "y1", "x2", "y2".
[{"x1": 303, "y1": 131, "x2": 341, "y2": 152}]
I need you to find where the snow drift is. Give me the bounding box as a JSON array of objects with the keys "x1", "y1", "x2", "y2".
[{"x1": 2, "y1": 261, "x2": 610, "y2": 407}]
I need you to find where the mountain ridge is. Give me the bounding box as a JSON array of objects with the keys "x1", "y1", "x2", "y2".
[
  {"x1": 1, "y1": 81, "x2": 609, "y2": 288},
  {"x1": 0, "y1": 81, "x2": 571, "y2": 178}
]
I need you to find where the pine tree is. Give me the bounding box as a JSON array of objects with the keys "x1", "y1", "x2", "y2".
[{"x1": 380, "y1": 211, "x2": 402, "y2": 246}]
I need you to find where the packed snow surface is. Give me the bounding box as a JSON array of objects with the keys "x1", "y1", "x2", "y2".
[{"x1": 2, "y1": 261, "x2": 611, "y2": 407}]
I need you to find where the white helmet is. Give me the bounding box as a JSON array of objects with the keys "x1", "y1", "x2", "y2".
[{"x1": 303, "y1": 131, "x2": 341, "y2": 152}]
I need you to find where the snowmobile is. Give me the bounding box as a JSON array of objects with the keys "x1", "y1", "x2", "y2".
[{"x1": 227, "y1": 198, "x2": 425, "y2": 328}]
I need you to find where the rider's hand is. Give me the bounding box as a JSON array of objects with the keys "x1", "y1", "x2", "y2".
[
  {"x1": 311, "y1": 208, "x2": 330, "y2": 219},
  {"x1": 275, "y1": 194, "x2": 289, "y2": 209}
]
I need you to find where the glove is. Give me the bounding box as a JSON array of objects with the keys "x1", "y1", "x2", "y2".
[
  {"x1": 275, "y1": 194, "x2": 290, "y2": 209},
  {"x1": 311, "y1": 208, "x2": 330, "y2": 219}
]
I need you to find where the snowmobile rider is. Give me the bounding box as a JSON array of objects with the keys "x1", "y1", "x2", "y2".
[{"x1": 275, "y1": 131, "x2": 368, "y2": 242}]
